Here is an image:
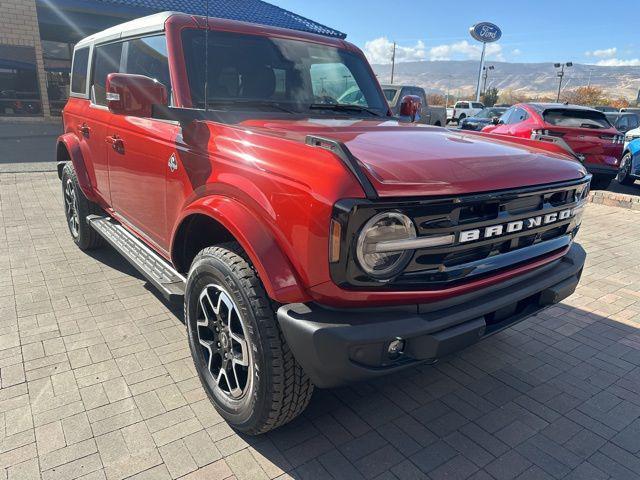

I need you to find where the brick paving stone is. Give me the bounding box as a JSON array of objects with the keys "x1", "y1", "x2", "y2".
[{"x1": 5, "y1": 172, "x2": 640, "y2": 479}]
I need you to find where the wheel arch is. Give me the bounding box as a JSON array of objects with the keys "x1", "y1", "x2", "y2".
[
  {"x1": 56, "y1": 133, "x2": 99, "y2": 202},
  {"x1": 171, "y1": 199, "x2": 308, "y2": 304}
]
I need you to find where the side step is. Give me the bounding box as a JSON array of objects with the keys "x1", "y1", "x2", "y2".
[{"x1": 87, "y1": 215, "x2": 186, "y2": 302}]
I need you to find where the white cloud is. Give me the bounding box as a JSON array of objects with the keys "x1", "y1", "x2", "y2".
[
  {"x1": 364, "y1": 37, "x2": 505, "y2": 64},
  {"x1": 427, "y1": 40, "x2": 504, "y2": 61},
  {"x1": 595, "y1": 58, "x2": 640, "y2": 66},
  {"x1": 512, "y1": 48, "x2": 522, "y2": 56},
  {"x1": 363, "y1": 37, "x2": 426, "y2": 64},
  {"x1": 585, "y1": 47, "x2": 617, "y2": 58}
]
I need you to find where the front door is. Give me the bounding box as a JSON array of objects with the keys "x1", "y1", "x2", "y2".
[{"x1": 104, "y1": 35, "x2": 177, "y2": 252}]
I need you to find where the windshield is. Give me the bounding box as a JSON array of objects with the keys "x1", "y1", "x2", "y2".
[
  {"x1": 543, "y1": 109, "x2": 612, "y2": 129},
  {"x1": 181, "y1": 29, "x2": 387, "y2": 116},
  {"x1": 383, "y1": 89, "x2": 398, "y2": 102},
  {"x1": 475, "y1": 108, "x2": 506, "y2": 119}
]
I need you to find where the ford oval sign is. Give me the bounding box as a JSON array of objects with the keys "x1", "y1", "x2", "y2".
[{"x1": 470, "y1": 22, "x2": 502, "y2": 43}]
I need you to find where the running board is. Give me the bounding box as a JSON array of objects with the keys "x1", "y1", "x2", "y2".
[{"x1": 86, "y1": 215, "x2": 186, "y2": 302}]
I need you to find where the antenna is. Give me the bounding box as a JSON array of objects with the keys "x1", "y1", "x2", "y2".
[{"x1": 204, "y1": 0, "x2": 209, "y2": 111}]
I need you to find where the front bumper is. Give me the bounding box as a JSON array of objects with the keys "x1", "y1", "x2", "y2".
[{"x1": 277, "y1": 243, "x2": 585, "y2": 388}]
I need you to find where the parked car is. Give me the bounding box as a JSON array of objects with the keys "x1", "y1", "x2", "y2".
[
  {"x1": 605, "y1": 112, "x2": 640, "y2": 134},
  {"x1": 483, "y1": 103, "x2": 623, "y2": 190},
  {"x1": 594, "y1": 106, "x2": 618, "y2": 113},
  {"x1": 459, "y1": 107, "x2": 508, "y2": 131},
  {"x1": 451, "y1": 100, "x2": 484, "y2": 122},
  {"x1": 382, "y1": 84, "x2": 446, "y2": 126},
  {"x1": 620, "y1": 107, "x2": 640, "y2": 113},
  {"x1": 616, "y1": 138, "x2": 640, "y2": 185},
  {"x1": 58, "y1": 12, "x2": 589, "y2": 435}
]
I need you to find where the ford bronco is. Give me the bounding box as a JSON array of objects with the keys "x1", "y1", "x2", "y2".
[{"x1": 58, "y1": 12, "x2": 589, "y2": 434}]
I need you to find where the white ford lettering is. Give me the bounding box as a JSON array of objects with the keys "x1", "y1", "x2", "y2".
[{"x1": 459, "y1": 208, "x2": 575, "y2": 243}]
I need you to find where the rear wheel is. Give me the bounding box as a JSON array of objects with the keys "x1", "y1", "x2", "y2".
[
  {"x1": 616, "y1": 153, "x2": 636, "y2": 186},
  {"x1": 185, "y1": 244, "x2": 313, "y2": 435},
  {"x1": 590, "y1": 174, "x2": 613, "y2": 191},
  {"x1": 61, "y1": 163, "x2": 104, "y2": 250},
  {"x1": 458, "y1": 114, "x2": 466, "y2": 121}
]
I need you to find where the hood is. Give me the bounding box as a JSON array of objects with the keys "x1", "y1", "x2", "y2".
[{"x1": 238, "y1": 118, "x2": 588, "y2": 197}]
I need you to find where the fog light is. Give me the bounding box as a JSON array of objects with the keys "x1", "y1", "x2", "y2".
[{"x1": 388, "y1": 338, "x2": 405, "y2": 359}]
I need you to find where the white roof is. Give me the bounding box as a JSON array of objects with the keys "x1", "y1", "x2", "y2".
[{"x1": 75, "y1": 11, "x2": 176, "y2": 48}]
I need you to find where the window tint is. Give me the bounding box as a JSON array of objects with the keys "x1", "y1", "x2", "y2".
[
  {"x1": 123, "y1": 36, "x2": 171, "y2": 92},
  {"x1": 71, "y1": 47, "x2": 90, "y2": 94},
  {"x1": 92, "y1": 42, "x2": 123, "y2": 106},
  {"x1": 508, "y1": 107, "x2": 528, "y2": 124},
  {"x1": 472, "y1": 102, "x2": 484, "y2": 109},
  {"x1": 543, "y1": 109, "x2": 611, "y2": 129},
  {"x1": 457, "y1": 102, "x2": 469, "y2": 109},
  {"x1": 499, "y1": 107, "x2": 514, "y2": 124}
]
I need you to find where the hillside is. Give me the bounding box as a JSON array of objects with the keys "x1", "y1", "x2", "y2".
[{"x1": 371, "y1": 61, "x2": 640, "y2": 101}]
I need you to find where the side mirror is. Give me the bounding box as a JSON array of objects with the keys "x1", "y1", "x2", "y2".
[
  {"x1": 399, "y1": 95, "x2": 422, "y2": 122},
  {"x1": 106, "y1": 73, "x2": 168, "y2": 117},
  {"x1": 491, "y1": 117, "x2": 501, "y2": 125}
]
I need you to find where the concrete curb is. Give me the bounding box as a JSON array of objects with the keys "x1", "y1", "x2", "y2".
[{"x1": 588, "y1": 190, "x2": 640, "y2": 210}]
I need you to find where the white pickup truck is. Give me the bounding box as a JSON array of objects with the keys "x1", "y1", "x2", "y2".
[{"x1": 450, "y1": 100, "x2": 485, "y2": 123}]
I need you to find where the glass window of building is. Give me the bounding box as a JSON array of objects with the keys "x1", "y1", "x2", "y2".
[{"x1": 0, "y1": 44, "x2": 42, "y2": 117}]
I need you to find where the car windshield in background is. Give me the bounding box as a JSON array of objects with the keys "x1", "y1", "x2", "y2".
[
  {"x1": 383, "y1": 89, "x2": 397, "y2": 102},
  {"x1": 475, "y1": 108, "x2": 506, "y2": 119},
  {"x1": 181, "y1": 29, "x2": 387, "y2": 116},
  {"x1": 543, "y1": 109, "x2": 612, "y2": 129}
]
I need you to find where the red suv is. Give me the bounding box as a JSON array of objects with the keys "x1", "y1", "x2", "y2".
[
  {"x1": 57, "y1": 12, "x2": 589, "y2": 434},
  {"x1": 482, "y1": 103, "x2": 623, "y2": 190}
]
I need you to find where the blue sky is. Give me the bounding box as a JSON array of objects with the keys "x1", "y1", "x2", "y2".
[{"x1": 270, "y1": 0, "x2": 639, "y2": 66}]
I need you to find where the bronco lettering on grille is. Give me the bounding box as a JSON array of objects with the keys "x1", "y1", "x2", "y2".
[{"x1": 458, "y1": 208, "x2": 575, "y2": 244}]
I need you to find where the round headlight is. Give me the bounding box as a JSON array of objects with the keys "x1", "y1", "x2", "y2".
[{"x1": 356, "y1": 212, "x2": 417, "y2": 279}]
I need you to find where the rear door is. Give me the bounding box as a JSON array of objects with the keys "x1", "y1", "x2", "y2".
[{"x1": 106, "y1": 34, "x2": 179, "y2": 252}]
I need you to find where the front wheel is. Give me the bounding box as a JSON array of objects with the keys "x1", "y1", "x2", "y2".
[
  {"x1": 617, "y1": 153, "x2": 636, "y2": 186},
  {"x1": 185, "y1": 244, "x2": 313, "y2": 435},
  {"x1": 590, "y1": 174, "x2": 613, "y2": 191}
]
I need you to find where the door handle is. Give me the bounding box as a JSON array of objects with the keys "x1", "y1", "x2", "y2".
[
  {"x1": 77, "y1": 123, "x2": 90, "y2": 136},
  {"x1": 106, "y1": 135, "x2": 124, "y2": 153}
]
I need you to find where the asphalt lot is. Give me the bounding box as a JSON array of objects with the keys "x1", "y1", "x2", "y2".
[{"x1": 0, "y1": 171, "x2": 640, "y2": 479}]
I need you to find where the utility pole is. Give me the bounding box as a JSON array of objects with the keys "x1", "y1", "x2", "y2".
[
  {"x1": 554, "y1": 62, "x2": 573, "y2": 102},
  {"x1": 587, "y1": 68, "x2": 594, "y2": 87},
  {"x1": 482, "y1": 65, "x2": 494, "y2": 97},
  {"x1": 390, "y1": 41, "x2": 396, "y2": 84},
  {"x1": 474, "y1": 42, "x2": 486, "y2": 102}
]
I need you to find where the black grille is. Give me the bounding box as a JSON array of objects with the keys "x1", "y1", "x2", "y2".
[{"x1": 331, "y1": 178, "x2": 590, "y2": 290}]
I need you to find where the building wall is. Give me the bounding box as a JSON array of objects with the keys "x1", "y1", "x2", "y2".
[{"x1": 0, "y1": 0, "x2": 51, "y2": 118}]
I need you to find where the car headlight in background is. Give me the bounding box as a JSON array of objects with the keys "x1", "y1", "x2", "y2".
[
  {"x1": 625, "y1": 134, "x2": 640, "y2": 143},
  {"x1": 356, "y1": 212, "x2": 416, "y2": 279}
]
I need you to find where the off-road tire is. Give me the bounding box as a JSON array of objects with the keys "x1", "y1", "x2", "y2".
[
  {"x1": 61, "y1": 162, "x2": 105, "y2": 250},
  {"x1": 185, "y1": 243, "x2": 314, "y2": 435},
  {"x1": 590, "y1": 174, "x2": 613, "y2": 191},
  {"x1": 616, "y1": 153, "x2": 636, "y2": 186}
]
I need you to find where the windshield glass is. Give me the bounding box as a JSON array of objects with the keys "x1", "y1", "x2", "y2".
[
  {"x1": 383, "y1": 89, "x2": 397, "y2": 102},
  {"x1": 475, "y1": 108, "x2": 506, "y2": 119},
  {"x1": 181, "y1": 29, "x2": 387, "y2": 116},
  {"x1": 543, "y1": 109, "x2": 612, "y2": 129}
]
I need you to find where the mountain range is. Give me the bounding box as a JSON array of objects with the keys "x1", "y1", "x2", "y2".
[{"x1": 371, "y1": 61, "x2": 640, "y2": 101}]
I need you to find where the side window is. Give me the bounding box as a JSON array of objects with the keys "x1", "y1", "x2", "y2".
[
  {"x1": 70, "y1": 47, "x2": 90, "y2": 95},
  {"x1": 91, "y1": 42, "x2": 123, "y2": 106},
  {"x1": 472, "y1": 102, "x2": 484, "y2": 109},
  {"x1": 458, "y1": 102, "x2": 469, "y2": 109},
  {"x1": 629, "y1": 115, "x2": 639, "y2": 130},
  {"x1": 122, "y1": 35, "x2": 171, "y2": 93},
  {"x1": 508, "y1": 107, "x2": 528, "y2": 124},
  {"x1": 499, "y1": 107, "x2": 514, "y2": 124}
]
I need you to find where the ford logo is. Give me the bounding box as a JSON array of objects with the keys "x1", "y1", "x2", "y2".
[{"x1": 469, "y1": 22, "x2": 502, "y2": 43}]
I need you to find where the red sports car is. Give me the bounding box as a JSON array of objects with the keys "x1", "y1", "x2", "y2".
[{"x1": 483, "y1": 103, "x2": 623, "y2": 189}]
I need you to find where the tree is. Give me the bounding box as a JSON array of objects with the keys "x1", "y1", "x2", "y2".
[
  {"x1": 498, "y1": 89, "x2": 530, "y2": 106},
  {"x1": 426, "y1": 93, "x2": 446, "y2": 106},
  {"x1": 482, "y1": 88, "x2": 499, "y2": 107},
  {"x1": 563, "y1": 86, "x2": 606, "y2": 106},
  {"x1": 611, "y1": 97, "x2": 631, "y2": 110}
]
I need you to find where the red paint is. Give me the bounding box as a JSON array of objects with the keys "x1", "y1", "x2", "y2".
[
  {"x1": 482, "y1": 103, "x2": 623, "y2": 173},
  {"x1": 60, "y1": 13, "x2": 587, "y2": 306},
  {"x1": 106, "y1": 73, "x2": 168, "y2": 118}
]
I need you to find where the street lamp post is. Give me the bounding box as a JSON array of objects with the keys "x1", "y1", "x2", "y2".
[
  {"x1": 554, "y1": 62, "x2": 573, "y2": 102},
  {"x1": 482, "y1": 65, "x2": 494, "y2": 97}
]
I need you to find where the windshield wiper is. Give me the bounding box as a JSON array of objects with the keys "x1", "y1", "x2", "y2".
[
  {"x1": 207, "y1": 99, "x2": 297, "y2": 114},
  {"x1": 309, "y1": 103, "x2": 384, "y2": 117}
]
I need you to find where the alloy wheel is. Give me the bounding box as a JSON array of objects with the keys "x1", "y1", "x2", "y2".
[
  {"x1": 64, "y1": 178, "x2": 80, "y2": 238},
  {"x1": 618, "y1": 154, "x2": 632, "y2": 182},
  {"x1": 196, "y1": 284, "x2": 252, "y2": 400}
]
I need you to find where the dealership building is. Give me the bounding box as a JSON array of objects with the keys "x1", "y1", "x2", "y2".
[{"x1": 0, "y1": 0, "x2": 344, "y2": 119}]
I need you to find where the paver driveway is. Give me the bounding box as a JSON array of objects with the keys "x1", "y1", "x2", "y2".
[{"x1": 1, "y1": 171, "x2": 640, "y2": 480}]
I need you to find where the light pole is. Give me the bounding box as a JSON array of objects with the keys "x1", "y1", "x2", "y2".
[
  {"x1": 482, "y1": 65, "x2": 494, "y2": 97},
  {"x1": 554, "y1": 62, "x2": 573, "y2": 102}
]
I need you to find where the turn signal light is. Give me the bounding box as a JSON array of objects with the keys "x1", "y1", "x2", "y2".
[{"x1": 329, "y1": 219, "x2": 342, "y2": 263}]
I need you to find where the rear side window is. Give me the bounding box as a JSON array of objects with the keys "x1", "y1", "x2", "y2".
[
  {"x1": 71, "y1": 47, "x2": 90, "y2": 95},
  {"x1": 92, "y1": 42, "x2": 123, "y2": 106},
  {"x1": 457, "y1": 102, "x2": 469, "y2": 109},
  {"x1": 543, "y1": 109, "x2": 611, "y2": 129}
]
